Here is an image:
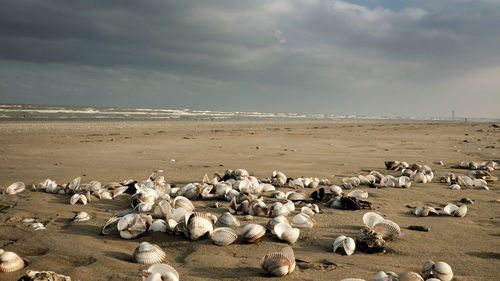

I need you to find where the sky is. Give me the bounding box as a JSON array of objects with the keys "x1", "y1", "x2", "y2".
[{"x1": 1, "y1": 0, "x2": 499, "y2": 118}]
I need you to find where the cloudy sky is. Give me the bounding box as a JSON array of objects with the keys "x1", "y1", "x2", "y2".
[{"x1": 1, "y1": 0, "x2": 499, "y2": 118}]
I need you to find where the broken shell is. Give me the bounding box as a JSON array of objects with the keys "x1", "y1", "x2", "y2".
[
  {"x1": 397, "y1": 272, "x2": 424, "y2": 281},
  {"x1": 29, "y1": 222, "x2": 46, "y2": 230},
  {"x1": 0, "y1": 250, "x2": 24, "y2": 272},
  {"x1": 149, "y1": 219, "x2": 168, "y2": 232},
  {"x1": 186, "y1": 212, "x2": 214, "y2": 240},
  {"x1": 145, "y1": 263, "x2": 179, "y2": 281},
  {"x1": 101, "y1": 216, "x2": 120, "y2": 235},
  {"x1": 5, "y1": 181, "x2": 25, "y2": 195},
  {"x1": 421, "y1": 260, "x2": 435, "y2": 279},
  {"x1": 372, "y1": 219, "x2": 401, "y2": 240},
  {"x1": 362, "y1": 212, "x2": 384, "y2": 228},
  {"x1": 216, "y1": 212, "x2": 240, "y2": 227},
  {"x1": 413, "y1": 206, "x2": 429, "y2": 217},
  {"x1": 72, "y1": 211, "x2": 91, "y2": 222},
  {"x1": 242, "y1": 223, "x2": 266, "y2": 243},
  {"x1": 444, "y1": 203, "x2": 467, "y2": 217},
  {"x1": 333, "y1": 235, "x2": 356, "y2": 256},
  {"x1": 356, "y1": 227, "x2": 386, "y2": 253},
  {"x1": 133, "y1": 242, "x2": 166, "y2": 264},
  {"x1": 374, "y1": 271, "x2": 399, "y2": 281},
  {"x1": 22, "y1": 270, "x2": 71, "y2": 280},
  {"x1": 260, "y1": 247, "x2": 295, "y2": 277},
  {"x1": 210, "y1": 227, "x2": 238, "y2": 246},
  {"x1": 117, "y1": 213, "x2": 150, "y2": 239},
  {"x1": 432, "y1": 261, "x2": 453, "y2": 281}
]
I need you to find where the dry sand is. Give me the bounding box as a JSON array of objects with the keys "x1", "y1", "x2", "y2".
[{"x1": 0, "y1": 121, "x2": 499, "y2": 280}]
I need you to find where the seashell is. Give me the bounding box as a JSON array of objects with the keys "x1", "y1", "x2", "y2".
[
  {"x1": 421, "y1": 260, "x2": 435, "y2": 279},
  {"x1": 112, "y1": 185, "x2": 129, "y2": 198},
  {"x1": 347, "y1": 190, "x2": 368, "y2": 198},
  {"x1": 329, "y1": 185, "x2": 343, "y2": 196},
  {"x1": 398, "y1": 176, "x2": 412, "y2": 188},
  {"x1": 413, "y1": 206, "x2": 429, "y2": 217},
  {"x1": 372, "y1": 219, "x2": 401, "y2": 240},
  {"x1": 271, "y1": 171, "x2": 287, "y2": 186},
  {"x1": 261, "y1": 183, "x2": 275, "y2": 192},
  {"x1": 72, "y1": 211, "x2": 91, "y2": 222},
  {"x1": 432, "y1": 261, "x2": 453, "y2": 281},
  {"x1": 216, "y1": 212, "x2": 240, "y2": 227},
  {"x1": 22, "y1": 218, "x2": 35, "y2": 223},
  {"x1": 397, "y1": 272, "x2": 424, "y2": 281},
  {"x1": 449, "y1": 184, "x2": 461, "y2": 190},
  {"x1": 242, "y1": 223, "x2": 266, "y2": 243},
  {"x1": 22, "y1": 270, "x2": 71, "y2": 280},
  {"x1": 285, "y1": 191, "x2": 306, "y2": 201},
  {"x1": 333, "y1": 235, "x2": 355, "y2": 256},
  {"x1": 272, "y1": 191, "x2": 286, "y2": 200},
  {"x1": 269, "y1": 202, "x2": 290, "y2": 218},
  {"x1": 266, "y1": 216, "x2": 289, "y2": 232},
  {"x1": 300, "y1": 206, "x2": 315, "y2": 217},
  {"x1": 171, "y1": 208, "x2": 187, "y2": 222},
  {"x1": 458, "y1": 175, "x2": 473, "y2": 187},
  {"x1": 412, "y1": 171, "x2": 427, "y2": 183},
  {"x1": 249, "y1": 199, "x2": 268, "y2": 216},
  {"x1": 385, "y1": 160, "x2": 400, "y2": 170},
  {"x1": 5, "y1": 181, "x2": 25, "y2": 195},
  {"x1": 0, "y1": 250, "x2": 24, "y2": 272},
  {"x1": 185, "y1": 212, "x2": 214, "y2": 240},
  {"x1": 444, "y1": 203, "x2": 467, "y2": 217},
  {"x1": 70, "y1": 193, "x2": 87, "y2": 205},
  {"x1": 29, "y1": 222, "x2": 46, "y2": 230},
  {"x1": 153, "y1": 200, "x2": 172, "y2": 219},
  {"x1": 145, "y1": 263, "x2": 179, "y2": 281},
  {"x1": 472, "y1": 178, "x2": 487, "y2": 186},
  {"x1": 68, "y1": 177, "x2": 81, "y2": 191},
  {"x1": 173, "y1": 196, "x2": 195, "y2": 212},
  {"x1": 117, "y1": 213, "x2": 150, "y2": 239},
  {"x1": 149, "y1": 219, "x2": 168, "y2": 232},
  {"x1": 101, "y1": 216, "x2": 120, "y2": 235},
  {"x1": 133, "y1": 242, "x2": 166, "y2": 264},
  {"x1": 210, "y1": 227, "x2": 238, "y2": 246},
  {"x1": 290, "y1": 213, "x2": 315, "y2": 228},
  {"x1": 356, "y1": 227, "x2": 385, "y2": 253},
  {"x1": 283, "y1": 200, "x2": 295, "y2": 212},
  {"x1": 260, "y1": 247, "x2": 295, "y2": 277},
  {"x1": 274, "y1": 223, "x2": 300, "y2": 244},
  {"x1": 474, "y1": 185, "x2": 489, "y2": 190},
  {"x1": 374, "y1": 271, "x2": 399, "y2": 281},
  {"x1": 483, "y1": 176, "x2": 497, "y2": 182},
  {"x1": 363, "y1": 212, "x2": 384, "y2": 228}
]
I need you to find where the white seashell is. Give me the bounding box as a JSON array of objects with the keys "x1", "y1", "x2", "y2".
[
  {"x1": 397, "y1": 272, "x2": 424, "y2": 281},
  {"x1": 21, "y1": 218, "x2": 35, "y2": 223},
  {"x1": 154, "y1": 200, "x2": 172, "y2": 219},
  {"x1": 112, "y1": 185, "x2": 129, "y2": 198},
  {"x1": 285, "y1": 191, "x2": 306, "y2": 201},
  {"x1": 70, "y1": 194, "x2": 87, "y2": 205},
  {"x1": 421, "y1": 260, "x2": 435, "y2": 279},
  {"x1": 458, "y1": 175, "x2": 473, "y2": 187},
  {"x1": 171, "y1": 208, "x2": 187, "y2": 222},
  {"x1": 261, "y1": 183, "x2": 275, "y2": 192},
  {"x1": 449, "y1": 184, "x2": 461, "y2": 190},
  {"x1": 274, "y1": 223, "x2": 300, "y2": 244},
  {"x1": 472, "y1": 178, "x2": 487, "y2": 186},
  {"x1": 347, "y1": 190, "x2": 368, "y2": 198},
  {"x1": 301, "y1": 206, "x2": 315, "y2": 217},
  {"x1": 444, "y1": 203, "x2": 467, "y2": 217},
  {"x1": 266, "y1": 216, "x2": 289, "y2": 233},
  {"x1": 5, "y1": 182, "x2": 25, "y2": 195},
  {"x1": 374, "y1": 271, "x2": 399, "y2": 281},
  {"x1": 186, "y1": 212, "x2": 214, "y2": 240},
  {"x1": 29, "y1": 222, "x2": 46, "y2": 230},
  {"x1": 362, "y1": 212, "x2": 384, "y2": 228},
  {"x1": 173, "y1": 196, "x2": 195, "y2": 212},
  {"x1": 149, "y1": 219, "x2": 168, "y2": 232},
  {"x1": 117, "y1": 213, "x2": 150, "y2": 239},
  {"x1": 260, "y1": 247, "x2": 295, "y2": 277},
  {"x1": 269, "y1": 202, "x2": 291, "y2": 218},
  {"x1": 242, "y1": 223, "x2": 266, "y2": 243},
  {"x1": 73, "y1": 211, "x2": 91, "y2": 222},
  {"x1": 145, "y1": 263, "x2": 179, "y2": 281},
  {"x1": 0, "y1": 250, "x2": 24, "y2": 272},
  {"x1": 372, "y1": 219, "x2": 401, "y2": 240},
  {"x1": 283, "y1": 200, "x2": 295, "y2": 212},
  {"x1": 290, "y1": 213, "x2": 315, "y2": 228},
  {"x1": 210, "y1": 227, "x2": 238, "y2": 246},
  {"x1": 68, "y1": 177, "x2": 81, "y2": 191},
  {"x1": 216, "y1": 212, "x2": 240, "y2": 227},
  {"x1": 329, "y1": 185, "x2": 343, "y2": 196},
  {"x1": 474, "y1": 185, "x2": 489, "y2": 190},
  {"x1": 133, "y1": 242, "x2": 166, "y2": 264},
  {"x1": 333, "y1": 236, "x2": 355, "y2": 256}
]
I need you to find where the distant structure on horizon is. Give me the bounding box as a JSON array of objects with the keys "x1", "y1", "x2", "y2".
[{"x1": 452, "y1": 110, "x2": 455, "y2": 120}]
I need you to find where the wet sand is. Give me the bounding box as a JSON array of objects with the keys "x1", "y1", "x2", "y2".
[{"x1": 0, "y1": 121, "x2": 499, "y2": 280}]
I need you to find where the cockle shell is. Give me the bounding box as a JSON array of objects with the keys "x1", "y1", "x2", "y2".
[
  {"x1": 154, "y1": 200, "x2": 172, "y2": 219},
  {"x1": 216, "y1": 212, "x2": 240, "y2": 227},
  {"x1": 372, "y1": 219, "x2": 401, "y2": 240},
  {"x1": 210, "y1": 227, "x2": 238, "y2": 246},
  {"x1": 249, "y1": 199, "x2": 268, "y2": 216},
  {"x1": 70, "y1": 193, "x2": 87, "y2": 205},
  {"x1": 5, "y1": 181, "x2": 25, "y2": 195},
  {"x1": 101, "y1": 216, "x2": 120, "y2": 235},
  {"x1": 300, "y1": 206, "x2": 315, "y2": 217},
  {"x1": 260, "y1": 247, "x2": 295, "y2": 277},
  {"x1": 329, "y1": 185, "x2": 343, "y2": 196},
  {"x1": 73, "y1": 211, "x2": 91, "y2": 222},
  {"x1": 333, "y1": 236, "x2": 356, "y2": 256},
  {"x1": 290, "y1": 213, "x2": 315, "y2": 228},
  {"x1": 363, "y1": 212, "x2": 384, "y2": 228},
  {"x1": 269, "y1": 202, "x2": 291, "y2": 218},
  {"x1": 266, "y1": 216, "x2": 289, "y2": 233},
  {"x1": 347, "y1": 190, "x2": 368, "y2": 198},
  {"x1": 432, "y1": 261, "x2": 453, "y2": 281},
  {"x1": 186, "y1": 212, "x2": 214, "y2": 240},
  {"x1": 397, "y1": 272, "x2": 424, "y2": 281},
  {"x1": 145, "y1": 263, "x2": 179, "y2": 281},
  {"x1": 374, "y1": 271, "x2": 399, "y2": 281},
  {"x1": 421, "y1": 260, "x2": 435, "y2": 279},
  {"x1": 274, "y1": 223, "x2": 300, "y2": 244},
  {"x1": 458, "y1": 175, "x2": 473, "y2": 187},
  {"x1": 29, "y1": 222, "x2": 46, "y2": 230},
  {"x1": 173, "y1": 196, "x2": 195, "y2": 212},
  {"x1": 68, "y1": 177, "x2": 81, "y2": 191},
  {"x1": 117, "y1": 213, "x2": 151, "y2": 239},
  {"x1": 444, "y1": 203, "x2": 467, "y2": 217},
  {"x1": 0, "y1": 250, "x2": 24, "y2": 272},
  {"x1": 242, "y1": 223, "x2": 266, "y2": 243},
  {"x1": 149, "y1": 219, "x2": 167, "y2": 232},
  {"x1": 133, "y1": 242, "x2": 166, "y2": 264},
  {"x1": 413, "y1": 206, "x2": 439, "y2": 217}
]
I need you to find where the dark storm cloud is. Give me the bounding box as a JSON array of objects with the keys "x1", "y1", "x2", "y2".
[{"x1": 0, "y1": 0, "x2": 499, "y2": 117}]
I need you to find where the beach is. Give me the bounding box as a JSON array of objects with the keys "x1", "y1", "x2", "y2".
[{"x1": 1, "y1": 120, "x2": 499, "y2": 280}]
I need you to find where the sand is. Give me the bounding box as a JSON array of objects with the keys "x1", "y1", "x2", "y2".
[{"x1": 0, "y1": 121, "x2": 499, "y2": 281}]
